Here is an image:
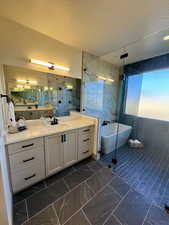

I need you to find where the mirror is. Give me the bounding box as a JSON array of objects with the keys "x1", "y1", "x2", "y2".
[{"x1": 4, "y1": 65, "x2": 81, "y2": 120}]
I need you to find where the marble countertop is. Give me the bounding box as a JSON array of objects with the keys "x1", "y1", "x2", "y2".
[{"x1": 5, "y1": 116, "x2": 95, "y2": 145}]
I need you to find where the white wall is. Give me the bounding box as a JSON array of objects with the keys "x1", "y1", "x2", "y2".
[
  {"x1": 0, "y1": 65, "x2": 13, "y2": 225},
  {"x1": 0, "y1": 16, "x2": 82, "y2": 79}
]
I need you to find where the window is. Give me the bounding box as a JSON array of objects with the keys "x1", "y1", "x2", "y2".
[{"x1": 125, "y1": 68, "x2": 169, "y2": 121}]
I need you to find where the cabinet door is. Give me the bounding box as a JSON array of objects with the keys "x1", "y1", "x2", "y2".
[
  {"x1": 63, "y1": 131, "x2": 77, "y2": 168},
  {"x1": 45, "y1": 134, "x2": 63, "y2": 176}
]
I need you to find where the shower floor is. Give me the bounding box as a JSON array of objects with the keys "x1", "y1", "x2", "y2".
[{"x1": 101, "y1": 145, "x2": 169, "y2": 209}]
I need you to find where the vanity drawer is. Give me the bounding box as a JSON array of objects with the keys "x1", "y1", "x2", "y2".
[
  {"x1": 79, "y1": 126, "x2": 94, "y2": 135},
  {"x1": 9, "y1": 147, "x2": 44, "y2": 173},
  {"x1": 8, "y1": 137, "x2": 44, "y2": 155},
  {"x1": 78, "y1": 133, "x2": 93, "y2": 160},
  {"x1": 78, "y1": 147, "x2": 92, "y2": 160},
  {"x1": 11, "y1": 164, "x2": 45, "y2": 193},
  {"x1": 79, "y1": 133, "x2": 91, "y2": 143}
]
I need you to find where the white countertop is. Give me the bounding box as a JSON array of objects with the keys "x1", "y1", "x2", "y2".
[{"x1": 5, "y1": 116, "x2": 95, "y2": 145}]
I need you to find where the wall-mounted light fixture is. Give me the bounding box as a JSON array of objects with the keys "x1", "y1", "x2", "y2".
[
  {"x1": 17, "y1": 80, "x2": 37, "y2": 85},
  {"x1": 163, "y1": 35, "x2": 169, "y2": 41},
  {"x1": 30, "y1": 59, "x2": 70, "y2": 72},
  {"x1": 66, "y1": 85, "x2": 73, "y2": 89},
  {"x1": 97, "y1": 75, "x2": 114, "y2": 82}
]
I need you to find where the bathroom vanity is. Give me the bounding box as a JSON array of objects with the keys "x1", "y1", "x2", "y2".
[{"x1": 5, "y1": 114, "x2": 97, "y2": 193}]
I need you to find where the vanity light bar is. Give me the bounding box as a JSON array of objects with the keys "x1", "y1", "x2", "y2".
[
  {"x1": 163, "y1": 35, "x2": 169, "y2": 41},
  {"x1": 97, "y1": 76, "x2": 114, "y2": 82},
  {"x1": 30, "y1": 59, "x2": 70, "y2": 72},
  {"x1": 17, "y1": 80, "x2": 37, "y2": 85}
]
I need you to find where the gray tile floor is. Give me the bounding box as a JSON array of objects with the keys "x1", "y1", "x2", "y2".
[
  {"x1": 101, "y1": 145, "x2": 169, "y2": 208},
  {"x1": 13, "y1": 157, "x2": 169, "y2": 225}
]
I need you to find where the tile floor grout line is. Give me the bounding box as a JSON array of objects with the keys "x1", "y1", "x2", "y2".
[
  {"x1": 22, "y1": 175, "x2": 71, "y2": 203},
  {"x1": 113, "y1": 213, "x2": 123, "y2": 225},
  {"x1": 114, "y1": 171, "x2": 155, "y2": 206},
  {"x1": 55, "y1": 167, "x2": 78, "y2": 180},
  {"x1": 21, "y1": 168, "x2": 98, "y2": 224},
  {"x1": 85, "y1": 180, "x2": 95, "y2": 194},
  {"x1": 118, "y1": 172, "x2": 162, "y2": 210},
  {"x1": 108, "y1": 183, "x2": 123, "y2": 199},
  {"x1": 107, "y1": 147, "x2": 169, "y2": 210},
  {"x1": 14, "y1": 169, "x2": 76, "y2": 205},
  {"x1": 87, "y1": 163, "x2": 104, "y2": 173},
  {"x1": 53, "y1": 166, "x2": 112, "y2": 205},
  {"x1": 21, "y1": 204, "x2": 53, "y2": 225},
  {"x1": 14, "y1": 198, "x2": 27, "y2": 207},
  {"x1": 14, "y1": 161, "x2": 102, "y2": 206},
  {"x1": 18, "y1": 166, "x2": 113, "y2": 225},
  {"x1": 25, "y1": 199, "x2": 29, "y2": 221},
  {"x1": 53, "y1": 178, "x2": 92, "y2": 206},
  {"x1": 14, "y1": 185, "x2": 48, "y2": 205},
  {"x1": 102, "y1": 189, "x2": 131, "y2": 225},
  {"x1": 81, "y1": 208, "x2": 93, "y2": 225},
  {"x1": 62, "y1": 177, "x2": 70, "y2": 191},
  {"x1": 62, "y1": 178, "x2": 114, "y2": 225},
  {"x1": 52, "y1": 203, "x2": 61, "y2": 225},
  {"x1": 141, "y1": 202, "x2": 153, "y2": 225}
]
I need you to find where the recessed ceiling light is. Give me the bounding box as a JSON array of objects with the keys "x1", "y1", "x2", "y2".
[{"x1": 163, "y1": 35, "x2": 169, "y2": 41}]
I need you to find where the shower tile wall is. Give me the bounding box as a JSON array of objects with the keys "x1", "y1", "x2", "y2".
[
  {"x1": 46, "y1": 74, "x2": 81, "y2": 116},
  {"x1": 82, "y1": 52, "x2": 120, "y2": 123}
]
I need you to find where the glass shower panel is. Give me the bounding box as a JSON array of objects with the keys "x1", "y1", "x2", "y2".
[
  {"x1": 114, "y1": 28, "x2": 169, "y2": 210},
  {"x1": 82, "y1": 52, "x2": 119, "y2": 123},
  {"x1": 82, "y1": 51, "x2": 120, "y2": 155}
]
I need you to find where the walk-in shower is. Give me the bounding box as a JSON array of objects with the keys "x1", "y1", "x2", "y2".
[{"x1": 82, "y1": 28, "x2": 169, "y2": 213}]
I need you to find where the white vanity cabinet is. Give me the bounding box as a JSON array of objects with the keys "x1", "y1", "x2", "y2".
[
  {"x1": 7, "y1": 137, "x2": 45, "y2": 193},
  {"x1": 7, "y1": 125, "x2": 94, "y2": 193},
  {"x1": 45, "y1": 133, "x2": 63, "y2": 176},
  {"x1": 45, "y1": 130, "x2": 77, "y2": 176}
]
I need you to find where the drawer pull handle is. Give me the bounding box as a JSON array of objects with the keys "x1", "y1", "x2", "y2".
[
  {"x1": 64, "y1": 134, "x2": 66, "y2": 142},
  {"x1": 61, "y1": 135, "x2": 63, "y2": 143},
  {"x1": 83, "y1": 129, "x2": 90, "y2": 132},
  {"x1": 24, "y1": 174, "x2": 36, "y2": 181},
  {"x1": 83, "y1": 138, "x2": 90, "y2": 142},
  {"x1": 83, "y1": 150, "x2": 89, "y2": 154},
  {"x1": 22, "y1": 143, "x2": 34, "y2": 148},
  {"x1": 23, "y1": 157, "x2": 35, "y2": 163}
]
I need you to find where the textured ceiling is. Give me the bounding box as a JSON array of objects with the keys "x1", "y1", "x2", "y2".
[{"x1": 0, "y1": 0, "x2": 169, "y2": 59}]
